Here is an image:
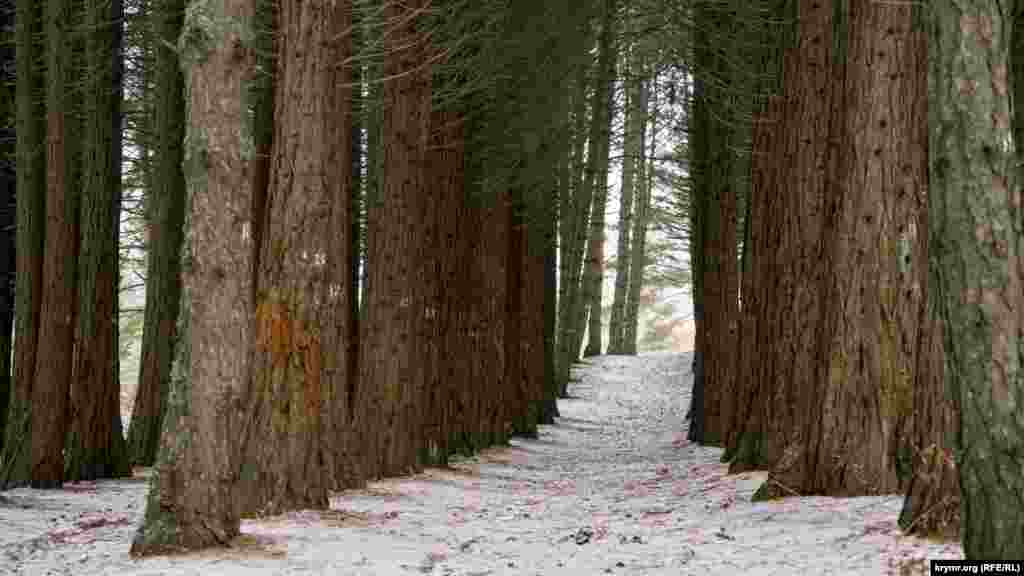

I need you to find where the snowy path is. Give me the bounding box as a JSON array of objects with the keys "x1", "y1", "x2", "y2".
[{"x1": 1, "y1": 352, "x2": 961, "y2": 575}]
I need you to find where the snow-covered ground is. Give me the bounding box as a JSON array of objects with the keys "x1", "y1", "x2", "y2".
[{"x1": 1, "y1": 352, "x2": 962, "y2": 575}]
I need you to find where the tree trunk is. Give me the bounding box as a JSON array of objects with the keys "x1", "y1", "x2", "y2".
[
  {"x1": 772, "y1": 0, "x2": 925, "y2": 498},
  {"x1": 691, "y1": 3, "x2": 740, "y2": 446},
  {"x1": 574, "y1": 6, "x2": 617, "y2": 362},
  {"x1": 32, "y1": 0, "x2": 82, "y2": 488},
  {"x1": 236, "y1": 0, "x2": 354, "y2": 516},
  {"x1": 67, "y1": 0, "x2": 130, "y2": 482},
  {"x1": 899, "y1": 246, "x2": 959, "y2": 538},
  {"x1": 427, "y1": 107, "x2": 465, "y2": 462},
  {"x1": 728, "y1": 97, "x2": 785, "y2": 469},
  {"x1": 130, "y1": 0, "x2": 256, "y2": 555},
  {"x1": 930, "y1": 0, "x2": 1024, "y2": 559},
  {"x1": 555, "y1": 64, "x2": 588, "y2": 396},
  {"x1": 729, "y1": 0, "x2": 834, "y2": 479},
  {"x1": 1, "y1": 0, "x2": 45, "y2": 488},
  {"x1": 127, "y1": 0, "x2": 187, "y2": 467},
  {"x1": 582, "y1": 87, "x2": 614, "y2": 359},
  {"x1": 359, "y1": 0, "x2": 432, "y2": 478}
]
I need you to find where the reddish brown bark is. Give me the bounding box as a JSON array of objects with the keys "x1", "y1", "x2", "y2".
[
  {"x1": 236, "y1": 0, "x2": 354, "y2": 516},
  {"x1": 427, "y1": 109, "x2": 465, "y2": 462},
  {"x1": 359, "y1": 0, "x2": 433, "y2": 478},
  {"x1": 32, "y1": 0, "x2": 79, "y2": 488},
  {"x1": 728, "y1": 97, "x2": 785, "y2": 465},
  {"x1": 130, "y1": 0, "x2": 256, "y2": 556},
  {"x1": 729, "y1": 2, "x2": 835, "y2": 483},
  {"x1": 787, "y1": 1, "x2": 924, "y2": 496}
]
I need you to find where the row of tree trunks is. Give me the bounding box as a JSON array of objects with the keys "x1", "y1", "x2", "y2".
[
  {"x1": 557, "y1": 0, "x2": 615, "y2": 388},
  {"x1": 717, "y1": 1, "x2": 931, "y2": 504},
  {"x1": 127, "y1": 0, "x2": 188, "y2": 467},
  {"x1": 129, "y1": 0, "x2": 561, "y2": 556},
  {"x1": 66, "y1": 0, "x2": 130, "y2": 482},
  {"x1": 2, "y1": 0, "x2": 132, "y2": 488}
]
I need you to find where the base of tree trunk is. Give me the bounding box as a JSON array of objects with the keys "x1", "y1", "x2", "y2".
[{"x1": 131, "y1": 468, "x2": 240, "y2": 557}]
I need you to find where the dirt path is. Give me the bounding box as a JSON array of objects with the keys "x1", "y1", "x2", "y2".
[{"x1": 0, "y1": 352, "x2": 960, "y2": 575}]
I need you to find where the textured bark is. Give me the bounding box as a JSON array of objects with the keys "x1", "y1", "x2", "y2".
[
  {"x1": 728, "y1": 98, "x2": 785, "y2": 466},
  {"x1": 481, "y1": 192, "x2": 510, "y2": 445},
  {"x1": 67, "y1": 0, "x2": 130, "y2": 482},
  {"x1": 691, "y1": 4, "x2": 740, "y2": 447},
  {"x1": 427, "y1": 108, "x2": 465, "y2": 461},
  {"x1": 724, "y1": 1, "x2": 787, "y2": 461},
  {"x1": 774, "y1": 1, "x2": 925, "y2": 497},
  {"x1": 130, "y1": 0, "x2": 256, "y2": 555},
  {"x1": 32, "y1": 0, "x2": 81, "y2": 488},
  {"x1": 899, "y1": 272, "x2": 959, "y2": 537},
  {"x1": 359, "y1": 0, "x2": 432, "y2": 478},
  {"x1": 128, "y1": 0, "x2": 187, "y2": 467},
  {"x1": 1, "y1": 0, "x2": 44, "y2": 488},
  {"x1": 730, "y1": 1, "x2": 834, "y2": 480},
  {"x1": 930, "y1": 0, "x2": 1024, "y2": 559},
  {"x1": 237, "y1": 0, "x2": 354, "y2": 516}
]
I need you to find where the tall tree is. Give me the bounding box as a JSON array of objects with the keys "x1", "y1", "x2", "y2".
[
  {"x1": 131, "y1": 0, "x2": 256, "y2": 555},
  {"x1": 1, "y1": 0, "x2": 45, "y2": 487},
  {"x1": 32, "y1": 0, "x2": 82, "y2": 488},
  {"x1": 66, "y1": 0, "x2": 130, "y2": 482},
  {"x1": 727, "y1": 0, "x2": 836, "y2": 477},
  {"x1": 689, "y1": 1, "x2": 740, "y2": 446},
  {"x1": 770, "y1": 0, "x2": 925, "y2": 497},
  {"x1": 930, "y1": 0, "x2": 1024, "y2": 559},
  {"x1": 127, "y1": 0, "x2": 187, "y2": 467},
  {"x1": 236, "y1": 0, "x2": 354, "y2": 515},
  {"x1": 359, "y1": 0, "x2": 433, "y2": 478}
]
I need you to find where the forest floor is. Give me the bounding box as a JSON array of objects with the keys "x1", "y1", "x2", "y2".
[{"x1": 1, "y1": 352, "x2": 962, "y2": 575}]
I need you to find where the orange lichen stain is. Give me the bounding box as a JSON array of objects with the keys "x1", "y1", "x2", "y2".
[
  {"x1": 304, "y1": 337, "x2": 322, "y2": 418},
  {"x1": 256, "y1": 298, "x2": 293, "y2": 367}
]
